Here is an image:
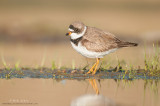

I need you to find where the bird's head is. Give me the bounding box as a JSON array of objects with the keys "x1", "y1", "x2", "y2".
[{"x1": 66, "y1": 21, "x2": 86, "y2": 39}]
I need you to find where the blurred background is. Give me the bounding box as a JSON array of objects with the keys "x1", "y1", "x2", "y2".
[{"x1": 0, "y1": 0, "x2": 160, "y2": 68}]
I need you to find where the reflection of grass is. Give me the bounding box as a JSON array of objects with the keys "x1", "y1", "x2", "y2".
[
  {"x1": 143, "y1": 79, "x2": 159, "y2": 106},
  {"x1": 114, "y1": 78, "x2": 159, "y2": 105},
  {"x1": 144, "y1": 79, "x2": 159, "y2": 96}
]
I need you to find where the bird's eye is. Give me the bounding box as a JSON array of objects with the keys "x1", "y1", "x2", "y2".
[{"x1": 69, "y1": 25, "x2": 74, "y2": 29}]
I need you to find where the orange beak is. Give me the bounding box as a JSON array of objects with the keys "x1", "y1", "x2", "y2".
[{"x1": 66, "y1": 32, "x2": 72, "y2": 36}]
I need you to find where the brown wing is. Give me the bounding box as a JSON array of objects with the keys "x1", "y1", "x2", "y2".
[{"x1": 81, "y1": 27, "x2": 121, "y2": 52}]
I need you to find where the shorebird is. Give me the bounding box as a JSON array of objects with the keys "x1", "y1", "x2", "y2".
[{"x1": 66, "y1": 21, "x2": 138, "y2": 75}]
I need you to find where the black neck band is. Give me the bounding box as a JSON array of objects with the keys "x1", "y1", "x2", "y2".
[{"x1": 70, "y1": 36, "x2": 83, "y2": 46}]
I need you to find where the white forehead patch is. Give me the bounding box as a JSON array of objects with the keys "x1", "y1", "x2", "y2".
[{"x1": 69, "y1": 28, "x2": 74, "y2": 32}]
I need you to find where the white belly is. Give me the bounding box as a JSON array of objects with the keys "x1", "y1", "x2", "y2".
[{"x1": 71, "y1": 42, "x2": 117, "y2": 58}]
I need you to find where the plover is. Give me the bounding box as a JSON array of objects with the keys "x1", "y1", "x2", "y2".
[{"x1": 66, "y1": 21, "x2": 138, "y2": 75}]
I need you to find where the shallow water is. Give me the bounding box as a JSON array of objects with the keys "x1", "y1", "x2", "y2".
[{"x1": 0, "y1": 78, "x2": 159, "y2": 106}]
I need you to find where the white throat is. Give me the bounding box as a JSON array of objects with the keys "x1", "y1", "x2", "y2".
[{"x1": 69, "y1": 26, "x2": 87, "y2": 39}]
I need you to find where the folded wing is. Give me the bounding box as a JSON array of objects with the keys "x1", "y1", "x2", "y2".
[{"x1": 81, "y1": 27, "x2": 121, "y2": 52}]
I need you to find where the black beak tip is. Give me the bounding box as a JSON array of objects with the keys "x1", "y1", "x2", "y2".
[{"x1": 66, "y1": 33, "x2": 69, "y2": 36}]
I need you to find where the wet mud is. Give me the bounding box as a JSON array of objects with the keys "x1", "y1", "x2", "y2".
[{"x1": 0, "y1": 68, "x2": 159, "y2": 80}]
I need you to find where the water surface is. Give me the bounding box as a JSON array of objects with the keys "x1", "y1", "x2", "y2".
[{"x1": 0, "y1": 79, "x2": 159, "y2": 106}]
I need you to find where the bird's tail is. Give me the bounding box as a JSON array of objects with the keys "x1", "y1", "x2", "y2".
[{"x1": 118, "y1": 41, "x2": 138, "y2": 48}]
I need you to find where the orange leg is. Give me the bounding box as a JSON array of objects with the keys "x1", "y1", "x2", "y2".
[
  {"x1": 87, "y1": 58, "x2": 100, "y2": 74},
  {"x1": 92, "y1": 58, "x2": 100, "y2": 75},
  {"x1": 87, "y1": 62, "x2": 97, "y2": 74}
]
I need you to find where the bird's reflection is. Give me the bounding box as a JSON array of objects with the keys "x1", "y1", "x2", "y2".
[
  {"x1": 88, "y1": 79, "x2": 100, "y2": 95},
  {"x1": 71, "y1": 79, "x2": 116, "y2": 106}
]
